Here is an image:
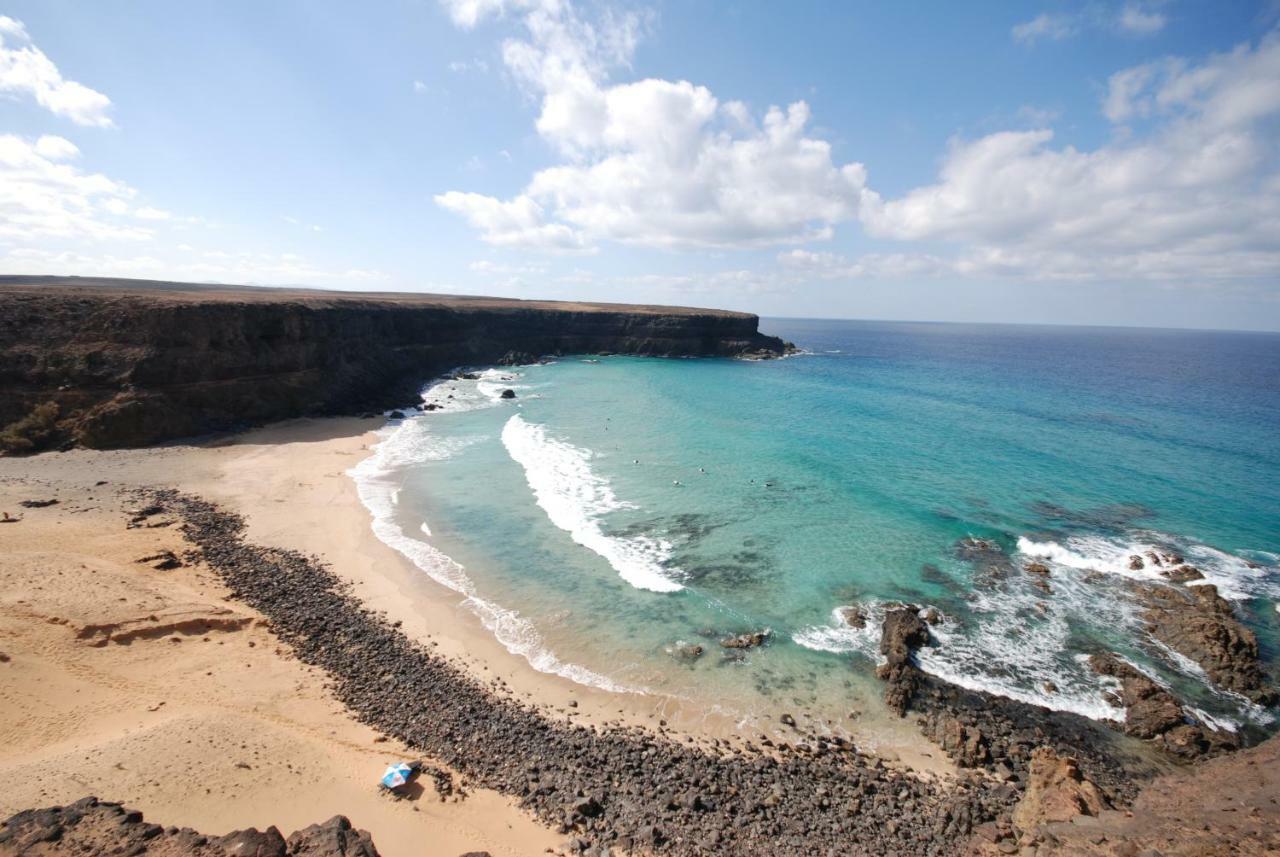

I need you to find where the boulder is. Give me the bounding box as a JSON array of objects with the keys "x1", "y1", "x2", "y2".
[
  {"x1": 216, "y1": 826, "x2": 288, "y2": 856},
  {"x1": 499, "y1": 389, "x2": 516, "y2": 399},
  {"x1": 286, "y1": 816, "x2": 380, "y2": 857},
  {"x1": 836, "y1": 605, "x2": 867, "y2": 629},
  {"x1": 1161, "y1": 565, "x2": 1204, "y2": 583},
  {"x1": 1011, "y1": 747, "x2": 1108, "y2": 833},
  {"x1": 720, "y1": 630, "x2": 769, "y2": 649}
]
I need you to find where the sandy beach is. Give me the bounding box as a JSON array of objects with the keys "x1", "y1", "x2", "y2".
[{"x1": 0, "y1": 419, "x2": 568, "y2": 856}]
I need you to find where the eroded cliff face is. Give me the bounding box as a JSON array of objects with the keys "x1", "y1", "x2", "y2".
[{"x1": 0, "y1": 277, "x2": 788, "y2": 450}]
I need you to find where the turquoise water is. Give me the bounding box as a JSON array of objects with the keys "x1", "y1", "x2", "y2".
[{"x1": 352, "y1": 320, "x2": 1280, "y2": 739}]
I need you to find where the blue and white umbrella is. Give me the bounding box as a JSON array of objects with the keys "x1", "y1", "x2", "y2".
[{"x1": 380, "y1": 763, "x2": 414, "y2": 789}]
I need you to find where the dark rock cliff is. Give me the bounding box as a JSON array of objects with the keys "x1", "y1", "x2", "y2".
[{"x1": 0, "y1": 276, "x2": 788, "y2": 451}]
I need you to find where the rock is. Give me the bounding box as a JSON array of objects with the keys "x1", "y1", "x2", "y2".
[
  {"x1": 780, "y1": 713, "x2": 797, "y2": 728},
  {"x1": 925, "y1": 713, "x2": 989, "y2": 767},
  {"x1": 922, "y1": 607, "x2": 943, "y2": 625},
  {"x1": 668, "y1": 643, "x2": 704, "y2": 661},
  {"x1": 1089, "y1": 653, "x2": 1184, "y2": 740},
  {"x1": 18, "y1": 498, "x2": 58, "y2": 508},
  {"x1": 1024, "y1": 562, "x2": 1050, "y2": 576},
  {"x1": 1128, "y1": 555, "x2": 1144, "y2": 570},
  {"x1": 216, "y1": 826, "x2": 288, "y2": 856},
  {"x1": 136, "y1": 551, "x2": 184, "y2": 570},
  {"x1": 1142, "y1": 584, "x2": 1276, "y2": 705},
  {"x1": 876, "y1": 607, "x2": 928, "y2": 716},
  {"x1": 499, "y1": 389, "x2": 516, "y2": 399},
  {"x1": 837, "y1": 605, "x2": 867, "y2": 628},
  {"x1": 720, "y1": 630, "x2": 770, "y2": 649},
  {"x1": 286, "y1": 816, "x2": 380, "y2": 857},
  {"x1": 1161, "y1": 565, "x2": 1204, "y2": 583},
  {"x1": 1011, "y1": 747, "x2": 1108, "y2": 833},
  {"x1": 388, "y1": 410, "x2": 406, "y2": 419}
]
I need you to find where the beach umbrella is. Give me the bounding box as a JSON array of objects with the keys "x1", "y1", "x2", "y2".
[{"x1": 380, "y1": 763, "x2": 414, "y2": 790}]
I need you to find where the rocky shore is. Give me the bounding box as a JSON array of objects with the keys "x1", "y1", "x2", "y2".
[
  {"x1": 0, "y1": 277, "x2": 790, "y2": 452},
  {"x1": 147, "y1": 488, "x2": 1021, "y2": 855},
  {"x1": 0, "y1": 798, "x2": 380, "y2": 857}
]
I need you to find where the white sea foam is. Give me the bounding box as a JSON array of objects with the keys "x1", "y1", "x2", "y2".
[
  {"x1": 348, "y1": 418, "x2": 635, "y2": 694},
  {"x1": 1016, "y1": 532, "x2": 1278, "y2": 601},
  {"x1": 420, "y1": 367, "x2": 526, "y2": 413},
  {"x1": 501, "y1": 414, "x2": 685, "y2": 593},
  {"x1": 793, "y1": 603, "x2": 889, "y2": 660}
]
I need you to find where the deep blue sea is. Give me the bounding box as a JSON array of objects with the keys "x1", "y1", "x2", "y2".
[{"x1": 352, "y1": 319, "x2": 1280, "y2": 742}]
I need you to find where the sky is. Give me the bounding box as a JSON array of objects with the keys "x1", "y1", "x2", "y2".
[{"x1": 2, "y1": 1, "x2": 1279, "y2": 330}]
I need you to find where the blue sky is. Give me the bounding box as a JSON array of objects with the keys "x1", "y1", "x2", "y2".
[{"x1": 2, "y1": 1, "x2": 1279, "y2": 329}]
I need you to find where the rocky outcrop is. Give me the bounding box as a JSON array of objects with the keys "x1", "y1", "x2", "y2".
[
  {"x1": 1141, "y1": 583, "x2": 1275, "y2": 705},
  {"x1": 0, "y1": 797, "x2": 380, "y2": 856},
  {"x1": 0, "y1": 277, "x2": 790, "y2": 451},
  {"x1": 876, "y1": 606, "x2": 929, "y2": 715},
  {"x1": 1089, "y1": 653, "x2": 1237, "y2": 758},
  {"x1": 1011, "y1": 747, "x2": 1109, "y2": 833}
]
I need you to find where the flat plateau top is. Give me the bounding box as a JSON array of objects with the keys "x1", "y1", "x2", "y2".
[{"x1": 0, "y1": 275, "x2": 751, "y2": 319}]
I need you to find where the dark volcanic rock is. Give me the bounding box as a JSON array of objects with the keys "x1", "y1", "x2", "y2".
[
  {"x1": 286, "y1": 816, "x2": 380, "y2": 857},
  {"x1": 876, "y1": 606, "x2": 928, "y2": 716},
  {"x1": 499, "y1": 389, "x2": 516, "y2": 399},
  {"x1": 0, "y1": 277, "x2": 787, "y2": 451},
  {"x1": 0, "y1": 797, "x2": 379, "y2": 856},
  {"x1": 719, "y1": 630, "x2": 770, "y2": 649},
  {"x1": 1089, "y1": 653, "x2": 1237, "y2": 758},
  {"x1": 1141, "y1": 583, "x2": 1275, "y2": 705}
]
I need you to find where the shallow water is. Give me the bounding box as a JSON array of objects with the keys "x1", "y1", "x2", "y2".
[{"x1": 351, "y1": 319, "x2": 1280, "y2": 739}]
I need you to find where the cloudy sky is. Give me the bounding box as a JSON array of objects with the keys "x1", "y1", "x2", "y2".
[{"x1": 3, "y1": 1, "x2": 1279, "y2": 329}]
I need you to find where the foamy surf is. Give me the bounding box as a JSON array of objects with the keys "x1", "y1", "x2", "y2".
[
  {"x1": 348, "y1": 418, "x2": 636, "y2": 695},
  {"x1": 501, "y1": 414, "x2": 685, "y2": 593},
  {"x1": 420, "y1": 367, "x2": 528, "y2": 413},
  {"x1": 1016, "y1": 532, "x2": 1278, "y2": 601}
]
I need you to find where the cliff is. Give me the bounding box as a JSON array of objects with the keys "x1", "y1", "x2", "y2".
[{"x1": 0, "y1": 276, "x2": 788, "y2": 451}]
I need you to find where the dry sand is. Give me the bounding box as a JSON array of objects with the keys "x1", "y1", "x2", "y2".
[
  {"x1": 0, "y1": 423, "x2": 561, "y2": 857},
  {"x1": 0, "y1": 416, "x2": 949, "y2": 854}
]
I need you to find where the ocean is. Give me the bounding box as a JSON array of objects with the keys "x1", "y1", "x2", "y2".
[{"x1": 351, "y1": 319, "x2": 1280, "y2": 741}]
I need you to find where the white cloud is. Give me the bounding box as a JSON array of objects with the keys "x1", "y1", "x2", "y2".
[
  {"x1": 0, "y1": 133, "x2": 150, "y2": 242},
  {"x1": 448, "y1": 58, "x2": 490, "y2": 73},
  {"x1": 33, "y1": 134, "x2": 79, "y2": 161},
  {"x1": 436, "y1": 190, "x2": 590, "y2": 251},
  {"x1": 133, "y1": 206, "x2": 171, "y2": 221},
  {"x1": 413, "y1": 79, "x2": 428, "y2": 93},
  {"x1": 1118, "y1": 3, "x2": 1167, "y2": 35},
  {"x1": 1013, "y1": 3, "x2": 1166, "y2": 44},
  {"x1": 1012, "y1": 13, "x2": 1077, "y2": 44},
  {"x1": 860, "y1": 30, "x2": 1280, "y2": 283},
  {"x1": 434, "y1": 0, "x2": 868, "y2": 250},
  {"x1": 0, "y1": 15, "x2": 114, "y2": 127}
]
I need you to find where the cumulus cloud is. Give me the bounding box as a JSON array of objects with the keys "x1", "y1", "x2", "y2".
[
  {"x1": 434, "y1": 0, "x2": 869, "y2": 250},
  {"x1": 858, "y1": 30, "x2": 1280, "y2": 283},
  {"x1": 0, "y1": 16, "x2": 114, "y2": 127},
  {"x1": 0, "y1": 133, "x2": 151, "y2": 242}
]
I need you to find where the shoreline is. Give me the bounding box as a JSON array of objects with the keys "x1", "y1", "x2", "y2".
[{"x1": 3, "y1": 414, "x2": 1277, "y2": 854}]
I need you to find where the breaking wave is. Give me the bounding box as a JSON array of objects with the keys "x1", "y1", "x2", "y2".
[
  {"x1": 501, "y1": 414, "x2": 685, "y2": 593},
  {"x1": 349, "y1": 417, "x2": 635, "y2": 694}
]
